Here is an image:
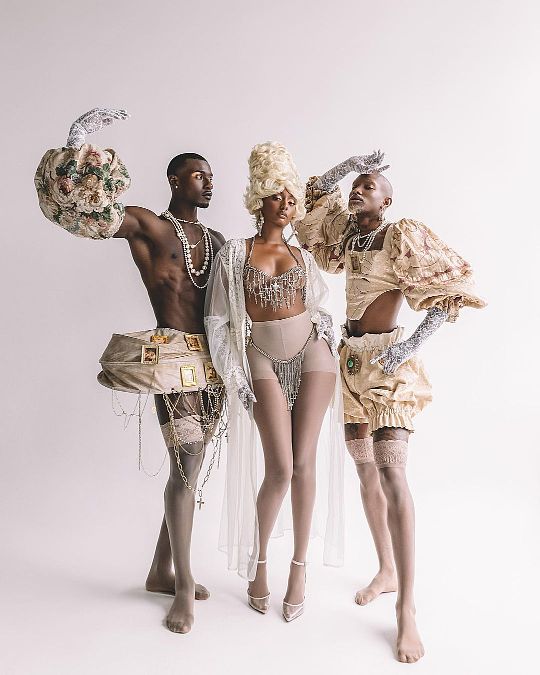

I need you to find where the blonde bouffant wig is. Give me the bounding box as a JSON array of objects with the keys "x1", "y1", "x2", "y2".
[{"x1": 244, "y1": 141, "x2": 306, "y2": 223}]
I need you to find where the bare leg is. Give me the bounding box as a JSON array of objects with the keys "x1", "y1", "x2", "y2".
[
  {"x1": 375, "y1": 427, "x2": 424, "y2": 663},
  {"x1": 345, "y1": 422, "x2": 397, "y2": 605},
  {"x1": 285, "y1": 371, "x2": 335, "y2": 605},
  {"x1": 145, "y1": 516, "x2": 209, "y2": 600},
  {"x1": 248, "y1": 379, "x2": 294, "y2": 601}
]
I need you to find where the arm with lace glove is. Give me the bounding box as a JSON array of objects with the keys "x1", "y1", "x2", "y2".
[
  {"x1": 313, "y1": 150, "x2": 389, "y2": 192},
  {"x1": 316, "y1": 311, "x2": 338, "y2": 357},
  {"x1": 370, "y1": 307, "x2": 447, "y2": 374},
  {"x1": 35, "y1": 107, "x2": 131, "y2": 239},
  {"x1": 66, "y1": 107, "x2": 129, "y2": 148}
]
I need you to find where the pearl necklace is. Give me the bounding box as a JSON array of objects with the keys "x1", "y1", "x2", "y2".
[
  {"x1": 350, "y1": 220, "x2": 389, "y2": 265},
  {"x1": 170, "y1": 216, "x2": 205, "y2": 249},
  {"x1": 161, "y1": 211, "x2": 214, "y2": 289}
]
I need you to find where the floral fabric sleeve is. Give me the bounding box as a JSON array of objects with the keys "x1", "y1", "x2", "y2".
[
  {"x1": 391, "y1": 219, "x2": 487, "y2": 321},
  {"x1": 295, "y1": 176, "x2": 349, "y2": 274},
  {"x1": 34, "y1": 143, "x2": 131, "y2": 240}
]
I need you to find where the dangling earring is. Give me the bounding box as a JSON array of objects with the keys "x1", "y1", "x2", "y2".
[
  {"x1": 255, "y1": 213, "x2": 263, "y2": 237},
  {"x1": 378, "y1": 204, "x2": 387, "y2": 225}
]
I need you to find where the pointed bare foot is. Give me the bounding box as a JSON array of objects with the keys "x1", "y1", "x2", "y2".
[
  {"x1": 166, "y1": 583, "x2": 195, "y2": 634},
  {"x1": 396, "y1": 606, "x2": 425, "y2": 663},
  {"x1": 145, "y1": 567, "x2": 209, "y2": 600},
  {"x1": 354, "y1": 569, "x2": 397, "y2": 606}
]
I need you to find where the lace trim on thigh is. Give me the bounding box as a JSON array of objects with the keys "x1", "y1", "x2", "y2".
[
  {"x1": 373, "y1": 439, "x2": 408, "y2": 468},
  {"x1": 345, "y1": 438, "x2": 374, "y2": 464}
]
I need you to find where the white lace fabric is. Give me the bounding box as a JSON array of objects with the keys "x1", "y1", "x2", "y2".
[{"x1": 204, "y1": 239, "x2": 345, "y2": 580}]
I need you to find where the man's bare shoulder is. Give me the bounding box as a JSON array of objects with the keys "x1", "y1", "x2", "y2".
[
  {"x1": 125, "y1": 205, "x2": 161, "y2": 226},
  {"x1": 120, "y1": 206, "x2": 167, "y2": 240}
]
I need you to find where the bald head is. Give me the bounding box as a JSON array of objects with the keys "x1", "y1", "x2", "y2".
[
  {"x1": 354, "y1": 172, "x2": 393, "y2": 197},
  {"x1": 349, "y1": 172, "x2": 393, "y2": 216}
]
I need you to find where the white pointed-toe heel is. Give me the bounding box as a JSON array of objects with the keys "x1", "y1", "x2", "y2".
[
  {"x1": 247, "y1": 560, "x2": 270, "y2": 614},
  {"x1": 282, "y1": 560, "x2": 306, "y2": 622}
]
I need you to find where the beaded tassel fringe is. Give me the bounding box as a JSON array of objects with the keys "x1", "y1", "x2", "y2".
[
  {"x1": 272, "y1": 351, "x2": 305, "y2": 410},
  {"x1": 243, "y1": 266, "x2": 304, "y2": 311},
  {"x1": 248, "y1": 327, "x2": 314, "y2": 410}
]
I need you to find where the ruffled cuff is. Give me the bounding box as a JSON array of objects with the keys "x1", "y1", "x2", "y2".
[
  {"x1": 34, "y1": 143, "x2": 130, "y2": 239},
  {"x1": 414, "y1": 290, "x2": 487, "y2": 323}
]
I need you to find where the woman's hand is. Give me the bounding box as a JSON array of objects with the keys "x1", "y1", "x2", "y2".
[
  {"x1": 66, "y1": 107, "x2": 130, "y2": 149},
  {"x1": 238, "y1": 384, "x2": 256, "y2": 410}
]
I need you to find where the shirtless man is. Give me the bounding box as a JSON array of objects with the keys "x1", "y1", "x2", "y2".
[
  {"x1": 296, "y1": 154, "x2": 484, "y2": 662},
  {"x1": 35, "y1": 108, "x2": 225, "y2": 634}
]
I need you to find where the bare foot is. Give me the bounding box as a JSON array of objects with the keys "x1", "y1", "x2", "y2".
[
  {"x1": 396, "y1": 606, "x2": 425, "y2": 663},
  {"x1": 354, "y1": 569, "x2": 397, "y2": 606},
  {"x1": 145, "y1": 567, "x2": 209, "y2": 600},
  {"x1": 166, "y1": 582, "x2": 195, "y2": 634}
]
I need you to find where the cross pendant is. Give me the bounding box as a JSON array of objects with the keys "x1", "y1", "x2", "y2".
[{"x1": 197, "y1": 496, "x2": 205, "y2": 510}]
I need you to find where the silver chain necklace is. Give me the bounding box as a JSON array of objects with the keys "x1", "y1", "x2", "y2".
[
  {"x1": 350, "y1": 220, "x2": 389, "y2": 265},
  {"x1": 161, "y1": 210, "x2": 214, "y2": 289}
]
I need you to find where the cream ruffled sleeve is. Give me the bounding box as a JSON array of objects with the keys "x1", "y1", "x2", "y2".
[
  {"x1": 34, "y1": 144, "x2": 130, "y2": 239},
  {"x1": 295, "y1": 176, "x2": 349, "y2": 274},
  {"x1": 391, "y1": 219, "x2": 487, "y2": 322}
]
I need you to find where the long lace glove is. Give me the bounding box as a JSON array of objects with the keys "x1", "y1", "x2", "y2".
[
  {"x1": 66, "y1": 107, "x2": 130, "y2": 149},
  {"x1": 238, "y1": 384, "x2": 256, "y2": 410},
  {"x1": 313, "y1": 150, "x2": 389, "y2": 192},
  {"x1": 370, "y1": 307, "x2": 447, "y2": 374},
  {"x1": 316, "y1": 311, "x2": 338, "y2": 357},
  {"x1": 228, "y1": 365, "x2": 256, "y2": 410}
]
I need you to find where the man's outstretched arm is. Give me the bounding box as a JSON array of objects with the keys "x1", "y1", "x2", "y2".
[{"x1": 35, "y1": 107, "x2": 145, "y2": 240}]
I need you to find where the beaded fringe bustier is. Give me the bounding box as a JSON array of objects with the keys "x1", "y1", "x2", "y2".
[{"x1": 243, "y1": 237, "x2": 306, "y2": 311}]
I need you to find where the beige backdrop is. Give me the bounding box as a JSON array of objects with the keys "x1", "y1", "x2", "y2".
[{"x1": 1, "y1": 1, "x2": 539, "y2": 674}]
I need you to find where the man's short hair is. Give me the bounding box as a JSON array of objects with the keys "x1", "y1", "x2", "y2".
[{"x1": 167, "y1": 153, "x2": 208, "y2": 178}]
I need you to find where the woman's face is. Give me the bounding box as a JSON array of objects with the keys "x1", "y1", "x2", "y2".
[{"x1": 260, "y1": 189, "x2": 296, "y2": 227}]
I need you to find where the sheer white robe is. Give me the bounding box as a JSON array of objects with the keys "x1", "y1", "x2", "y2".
[{"x1": 204, "y1": 238, "x2": 345, "y2": 581}]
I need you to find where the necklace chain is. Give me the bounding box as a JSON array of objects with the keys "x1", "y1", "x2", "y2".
[
  {"x1": 350, "y1": 220, "x2": 389, "y2": 265},
  {"x1": 161, "y1": 210, "x2": 214, "y2": 289}
]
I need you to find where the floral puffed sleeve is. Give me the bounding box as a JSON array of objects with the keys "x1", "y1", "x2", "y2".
[
  {"x1": 295, "y1": 176, "x2": 350, "y2": 274},
  {"x1": 391, "y1": 219, "x2": 486, "y2": 322},
  {"x1": 34, "y1": 143, "x2": 130, "y2": 239}
]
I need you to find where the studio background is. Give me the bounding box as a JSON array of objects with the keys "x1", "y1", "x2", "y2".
[{"x1": 1, "y1": 1, "x2": 538, "y2": 673}]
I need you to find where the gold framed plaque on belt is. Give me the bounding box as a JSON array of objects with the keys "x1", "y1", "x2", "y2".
[{"x1": 97, "y1": 328, "x2": 221, "y2": 394}]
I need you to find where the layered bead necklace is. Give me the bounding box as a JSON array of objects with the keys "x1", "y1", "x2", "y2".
[
  {"x1": 349, "y1": 219, "x2": 389, "y2": 265},
  {"x1": 161, "y1": 210, "x2": 214, "y2": 289}
]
